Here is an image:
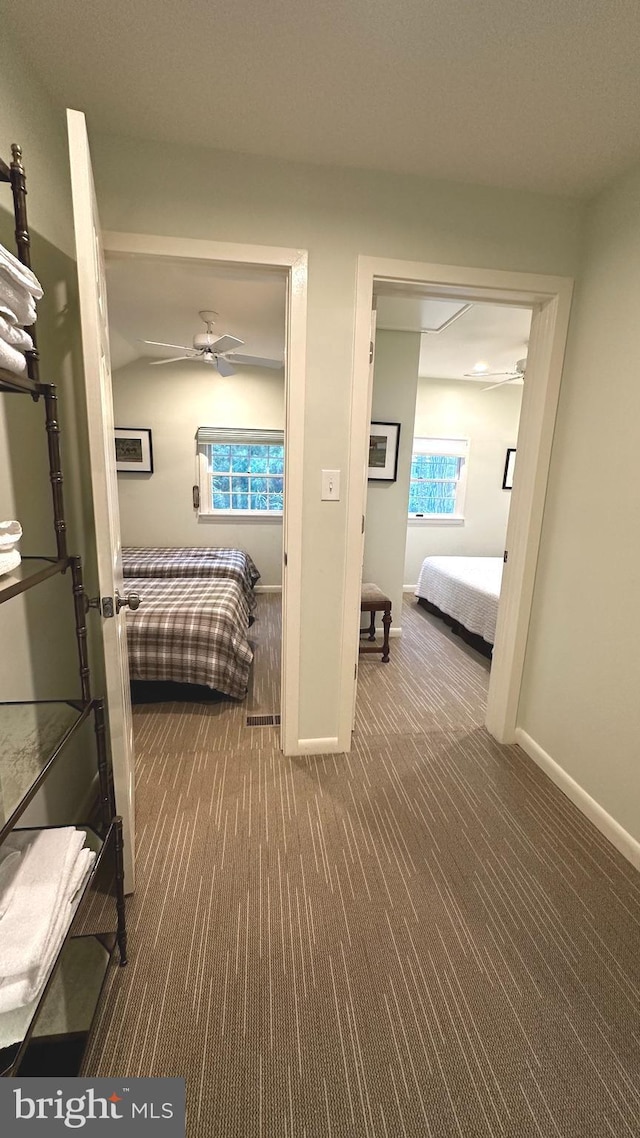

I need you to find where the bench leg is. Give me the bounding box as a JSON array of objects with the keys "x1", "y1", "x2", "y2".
[
  {"x1": 382, "y1": 606, "x2": 391, "y2": 662},
  {"x1": 368, "y1": 611, "x2": 376, "y2": 640}
]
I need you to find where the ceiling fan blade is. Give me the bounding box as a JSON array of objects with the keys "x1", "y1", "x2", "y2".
[
  {"x1": 482, "y1": 377, "x2": 518, "y2": 391},
  {"x1": 209, "y1": 334, "x2": 244, "y2": 354},
  {"x1": 141, "y1": 339, "x2": 193, "y2": 352},
  {"x1": 216, "y1": 356, "x2": 236, "y2": 377},
  {"x1": 226, "y1": 353, "x2": 283, "y2": 369},
  {"x1": 464, "y1": 370, "x2": 517, "y2": 379},
  {"x1": 149, "y1": 354, "x2": 195, "y2": 366}
]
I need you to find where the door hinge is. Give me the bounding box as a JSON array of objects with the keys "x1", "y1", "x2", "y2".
[
  {"x1": 503, "y1": 550, "x2": 508, "y2": 564},
  {"x1": 361, "y1": 515, "x2": 365, "y2": 534},
  {"x1": 284, "y1": 551, "x2": 288, "y2": 567},
  {"x1": 369, "y1": 341, "x2": 374, "y2": 364},
  {"x1": 192, "y1": 484, "x2": 200, "y2": 510},
  {"x1": 102, "y1": 596, "x2": 115, "y2": 618}
]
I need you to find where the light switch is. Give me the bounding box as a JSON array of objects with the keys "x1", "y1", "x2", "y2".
[{"x1": 321, "y1": 469, "x2": 340, "y2": 501}]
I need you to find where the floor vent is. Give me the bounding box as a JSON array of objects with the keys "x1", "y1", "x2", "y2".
[{"x1": 246, "y1": 713, "x2": 281, "y2": 727}]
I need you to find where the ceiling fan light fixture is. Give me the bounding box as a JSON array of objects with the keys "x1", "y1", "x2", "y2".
[
  {"x1": 193, "y1": 332, "x2": 219, "y2": 349},
  {"x1": 142, "y1": 310, "x2": 280, "y2": 374}
]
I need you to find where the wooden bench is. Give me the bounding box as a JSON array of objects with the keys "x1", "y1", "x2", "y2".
[{"x1": 360, "y1": 583, "x2": 392, "y2": 663}]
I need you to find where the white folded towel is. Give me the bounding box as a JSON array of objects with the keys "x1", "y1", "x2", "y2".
[
  {"x1": 0, "y1": 276, "x2": 37, "y2": 329},
  {"x1": 0, "y1": 828, "x2": 86, "y2": 976},
  {"x1": 0, "y1": 337, "x2": 27, "y2": 377},
  {"x1": 0, "y1": 828, "x2": 97, "y2": 1014},
  {"x1": 0, "y1": 847, "x2": 95, "y2": 1014},
  {"x1": 0, "y1": 549, "x2": 21, "y2": 577},
  {"x1": 0, "y1": 846, "x2": 21, "y2": 919},
  {"x1": 0, "y1": 314, "x2": 33, "y2": 353},
  {"x1": 0, "y1": 520, "x2": 22, "y2": 550},
  {"x1": 0, "y1": 243, "x2": 43, "y2": 299}
]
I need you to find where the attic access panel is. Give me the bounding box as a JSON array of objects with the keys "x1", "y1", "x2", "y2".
[{"x1": 374, "y1": 296, "x2": 471, "y2": 334}]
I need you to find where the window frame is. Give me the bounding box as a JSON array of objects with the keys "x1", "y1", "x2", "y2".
[
  {"x1": 196, "y1": 429, "x2": 285, "y2": 520},
  {"x1": 408, "y1": 436, "x2": 469, "y2": 524}
]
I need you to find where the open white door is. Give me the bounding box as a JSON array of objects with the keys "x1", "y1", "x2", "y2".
[
  {"x1": 67, "y1": 108, "x2": 136, "y2": 890},
  {"x1": 352, "y1": 309, "x2": 377, "y2": 729}
]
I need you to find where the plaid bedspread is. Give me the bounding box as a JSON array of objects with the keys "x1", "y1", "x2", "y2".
[
  {"x1": 122, "y1": 546, "x2": 260, "y2": 608},
  {"x1": 125, "y1": 577, "x2": 253, "y2": 698}
]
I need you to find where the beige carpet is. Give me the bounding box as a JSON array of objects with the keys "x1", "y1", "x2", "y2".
[{"x1": 84, "y1": 595, "x2": 640, "y2": 1137}]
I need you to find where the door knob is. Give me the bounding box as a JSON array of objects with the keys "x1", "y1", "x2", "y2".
[{"x1": 115, "y1": 590, "x2": 141, "y2": 613}]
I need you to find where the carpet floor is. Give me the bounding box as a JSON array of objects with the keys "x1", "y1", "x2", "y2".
[{"x1": 84, "y1": 596, "x2": 640, "y2": 1137}]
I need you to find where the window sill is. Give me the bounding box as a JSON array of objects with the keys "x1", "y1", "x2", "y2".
[
  {"x1": 198, "y1": 511, "x2": 283, "y2": 524},
  {"x1": 407, "y1": 516, "x2": 465, "y2": 526}
]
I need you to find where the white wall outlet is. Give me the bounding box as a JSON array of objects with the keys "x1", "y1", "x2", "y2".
[{"x1": 321, "y1": 469, "x2": 340, "y2": 501}]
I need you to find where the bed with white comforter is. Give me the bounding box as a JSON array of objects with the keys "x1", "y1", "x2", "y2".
[{"x1": 415, "y1": 556, "x2": 503, "y2": 645}]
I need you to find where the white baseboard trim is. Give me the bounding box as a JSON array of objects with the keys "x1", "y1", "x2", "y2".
[
  {"x1": 389, "y1": 626, "x2": 402, "y2": 638},
  {"x1": 403, "y1": 585, "x2": 418, "y2": 593},
  {"x1": 515, "y1": 728, "x2": 640, "y2": 872},
  {"x1": 255, "y1": 585, "x2": 282, "y2": 593},
  {"x1": 294, "y1": 737, "x2": 342, "y2": 755}
]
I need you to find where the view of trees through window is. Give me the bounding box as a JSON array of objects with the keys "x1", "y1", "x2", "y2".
[
  {"x1": 207, "y1": 443, "x2": 284, "y2": 512},
  {"x1": 408, "y1": 453, "x2": 463, "y2": 515}
]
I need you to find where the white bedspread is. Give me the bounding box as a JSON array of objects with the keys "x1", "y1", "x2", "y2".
[{"x1": 415, "y1": 556, "x2": 503, "y2": 644}]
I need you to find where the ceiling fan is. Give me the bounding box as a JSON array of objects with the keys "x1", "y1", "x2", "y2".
[
  {"x1": 141, "y1": 310, "x2": 283, "y2": 377},
  {"x1": 464, "y1": 358, "x2": 527, "y2": 391}
]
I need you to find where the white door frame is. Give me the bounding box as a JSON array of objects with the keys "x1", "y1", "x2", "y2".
[
  {"x1": 339, "y1": 256, "x2": 573, "y2": 749},
  {"x1": 101, "y1": 231, "x2": 308, "y2": 756}
]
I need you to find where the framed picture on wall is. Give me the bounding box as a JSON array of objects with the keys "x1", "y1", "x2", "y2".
[
  {"x1": 368, "y1": 421, "x2": 401, "y2": 482},
  {"x1": 115, "y1": 427, "x2": 154, "y2": 473},
  {"x1": 502, "y1": 447, "x2": 516, "y2": 490}
]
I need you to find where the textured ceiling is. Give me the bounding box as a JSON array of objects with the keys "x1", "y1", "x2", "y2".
[
  {"x1": 105, "y1": 255, "x2": 286, "y2": 372},
  {"x1": 5, "y1": 0, "x2": 640, "y2": 196}
]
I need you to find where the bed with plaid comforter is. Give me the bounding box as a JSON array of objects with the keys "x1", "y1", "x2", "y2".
[
  {"x1": 125, "y1": 576, "x2": 253, "y2": 698},
  {"x1": 122, "y1": 546, "x2": 260, "y2": 608}
]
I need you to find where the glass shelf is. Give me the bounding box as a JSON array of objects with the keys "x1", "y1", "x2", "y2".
[
  {"x1": 71, "y1": 826, "x2": 118, "y2": 938},
  {"x1": 0, "y1": 556, "x2": 68, "y2": 604},
  {"x1": 0, "y1": 701, "x2": 91, "y2": 842}
]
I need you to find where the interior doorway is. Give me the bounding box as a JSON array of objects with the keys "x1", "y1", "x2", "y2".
[
  {"x1": 340, "y1": 258, "x2": 573, "y2": 750},
  {"x1": 103, "y1": 250, "x2": 289, "y2": 738},
  {"x1": 99, "y1": 233, "x2": 307, "y2": 755},
  {"x1": 355, "y1": 293, "x2": 533, "y2": 735}
]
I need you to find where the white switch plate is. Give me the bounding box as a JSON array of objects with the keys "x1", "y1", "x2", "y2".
[{"x1": 321, "y1": 469, "x2": 340, "y2": 501}]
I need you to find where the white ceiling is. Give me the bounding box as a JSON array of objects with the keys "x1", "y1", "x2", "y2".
[
  {"x1": 5, "y1": 0, "x2": 640, "y2": 196},
  {"x1": 376, "y1": 299, "x2": 532, "y2": 381},
  {"x1": 105, "y1": 255, "x2": 286, "y2": 372}
]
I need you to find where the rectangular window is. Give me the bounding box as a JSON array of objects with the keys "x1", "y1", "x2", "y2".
[
  {"x1": 196, "y1": 428, "x2": 284, "y2": 516},
  {"x1": 408, "y1": 437, "x2": 468, "y2": 520}
]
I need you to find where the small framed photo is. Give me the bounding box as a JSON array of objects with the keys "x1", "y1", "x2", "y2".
[
  {"x1": 115, "y1": 427, "x2": 154, "y2": 473},
  {"x1": 502, "y1": 447, "x2": 516, "y2": 490},
  {"x1": 368, "y1": 421, "x2": 401, "y2": 482}
]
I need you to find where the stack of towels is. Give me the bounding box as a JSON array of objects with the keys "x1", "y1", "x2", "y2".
[
  {"x1": 0, "y1": 519, "x2": 22, "y2": 578},
  {"x1": 0, "y1": 828, "x2": 95, "y2": 1023},
  {"x1": 0, "y1": 241, "x2": 43, "y2": 377}
]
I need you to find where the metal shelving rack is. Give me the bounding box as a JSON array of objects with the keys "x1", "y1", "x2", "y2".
[{"x1": 0, "y1": 143, "x2": 127, "y2": 1077}]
